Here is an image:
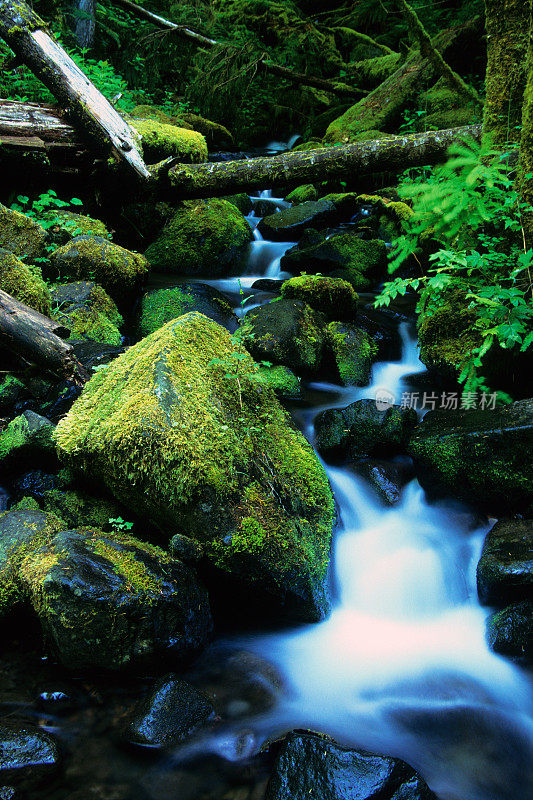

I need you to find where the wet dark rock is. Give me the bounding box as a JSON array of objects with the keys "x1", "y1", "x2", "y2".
[
  {"x1": 169, "y1": 534, "x2": 204, "y2": 564},
  {"x1": 11, "y1": 470, "x2": 61, "y2": 502},
  {"x1": 251, "y1": 279, "x2": 285, "y2": 293},
  {"x1": 477, "y1": 519, "x2": 533, "y2": 606},
  {"x1": 239, "y1": 299, "x2": 327, "y2": 376},
  {"x1": 253, "y1": 199, "x2": 285, "y2": 217},
  {"x1": 138, "y1": 282, "x2": 238, "y2": 339},
  {"x1": 408, "y1": 400, "x2": 533, "y2": 515},
  {"x1": 487, "y1": 601, "x2": 533, "y2": 664},
  {"x1": 315, "y1": 400, "x2": 417, "y2": 463},
  {"x1": 71, "y1": 341, "x2": 125, "y2": 371},
  {"x1": 351, "y1": 459, "x2": 415, "y2": 505},
  {"x1": 258, "y1": 200, "x2": 337, "y2": 240},
  {"x1": 265, "y1": 731, "x2": 436, "y2": 800},
  {"x1": 281, "y1": 275, "x2": 358, "y2": 321},
  {"x1": 0, "y1": 720, "x2": 60, "y2": 788},
  {"x1": 126, "y1": 674, "x2": 215, "y2": 747},
  {"x1": 21, "y1": 529, "x2": 213, "y2": 671}
]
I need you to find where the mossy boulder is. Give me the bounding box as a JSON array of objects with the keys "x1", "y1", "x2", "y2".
[
  {"x1": 20, "y1": 528, "x2": 213, "y2": 671},
  {"x1": 0, "y1": 374, "x2": 29, "y2": 414},
  {"x1": 137, "y1": 283, "x2": 238, "y2": 339},
  {"x1": 44, "y1": 210, "x2": 110, "y2": 245},
  {"x1": 315, "y1": 400, "x2": 417, "y2": 463},
  {"x1": 284, "y1": 233, "x2": 388, "y2": 289},
  {"x1": 257, "y1": 200, "x2": 337, "y2": 240},
  {"x1": 284, "y1": 185, "x2": 318, "y2": 204},
  {"x1": 238, "y1": 299, "x2": 328, "y2": 377},
  {"x1": 281, "y1": 275, "x2": 358, "y2": 321},
  {"x1": 144, "y1": 199, "x2": 253, "y2": 277},
  {"x1": 326, "y1": 322, "x2": 377, "y2": 386},
  {"x1": 48, "y1": 236, "x2": 148, "y2": 303},
  {"x1": 40, "y1": 488, "x2": 126, "y2": 531},
  {"x1": 51, "y1": 280, "x2": 123, "y2": 345},
  {"x1": 54, "y1": 314, "x2": 335, "y2": 622},
  {"x1": 477, "y1": 519, "x2": 533, "y2": 607},
  {"x1": 408, "y1": 400, "x2": 533, "y2": 515},
  {"x1": 180, "y1": 112, "x2": 234, "y2": 147},
  {"x1": 223, "y1": 193, "x2": 253, "y2": 215},
  {"x1": 257, "y1": 364, "x2": 302, "y2": 399},
  {"x1": 0, "y1": 411, "x2": 55, "y2": 467},
  {"x1": 0, "y1": 204, "x2": 47, "y2": 259},
  {"x1": 486, "y1": 601, "x2": 533, "y2": 665},
  {"x1": 0, "y1": 249, "x2": 51, "y2": 315},
  {"x1": 0, "y1": 509, "x2": 64, "y2": 617},
  {"x1": 129, "y1": 118, "x2": 208, "y2": 163}
]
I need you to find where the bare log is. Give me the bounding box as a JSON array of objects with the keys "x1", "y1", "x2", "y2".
[
  {"x1": 109, "y1": 0, "x2": 361, "y2": 99},
  {"x1": 167, "y1": 125, "x2": 482, "y2": 200},
  {"x1": 0, "y1": 0, "x2": 150, "y2": 180},
  {"x1": 0, "y1": 289, "x2": 89, "y2": 384}
]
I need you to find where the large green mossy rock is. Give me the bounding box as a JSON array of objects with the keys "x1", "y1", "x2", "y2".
[
  {"x1": 326, "y1": 322, "x2": 377, "y2": 386},
  {"x1": 144, "y1": 199, "x2": 253, "y2": 276},
  {"x1": 138, "y1": 283, "x2": 238, "y2": 339},
  {"x1": 0, "y1": 205, "x2": 47, "y2": 259},
  {"x1": 54, "y1": 313, "x2": 335, "y2": 622},
  {"x1": 408, "y1": 400, "x2": 533, "y2": 514},
  {"x1": 44, "y1": 210, "x2": 110, "y2": 245},
  {"x1": 477, "y1": 519, "x2": 533, "y2": 606},
  {"x1": 0, "y1": 411, "x2": 54, "y2": 466},
  {"x1": 281, "y1": 275, "x2": 358, "y2": 321},
  {"x1": 129, "y1": 118, "x2": 208, "y2": 163},
  {"x1": 0, "y1": 509, "x2": 64, "y2": 617},
  {"x1": 0, "y1": 249, "x2": 51, "y2": 315},
  {"x1": 257, "y1": 200, "x2": 337, "y2": 240},
  {"x1": 20, "y1": 528, "x2": 213, "y2": 671},
  {"x1": 51, "y1": 281, "x2": 123, "y2": 345},
  {"x1": 49, "y1": 237, "x2": 147, "y2": 303}
]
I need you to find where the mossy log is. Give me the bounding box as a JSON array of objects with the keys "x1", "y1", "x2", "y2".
[
  {"x1": 167, "y1": 125, "x2": 482, "y2": 199},
  {"x1": 0, "y1": 0, "x2": 150, "y2": 180},
  {"x1": 109, "y1": 0, "x2": 362, "y2": 100},
  {"x1": 0, "y1": 288, "x2": 89, "y2": 383}
]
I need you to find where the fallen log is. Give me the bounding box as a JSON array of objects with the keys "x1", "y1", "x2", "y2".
[
  {"x1": 109, "y1": 0, "x2": 362, "y2": 99},
  {"x1": 167, "y1": 125, "x2": 482, "y2": 199},
  {"x1": 0, "y1": 0, "x2": 150, "y2": 180},
  {"x1": 0, "y1": 289, "x2": 89, "y2": 384}
]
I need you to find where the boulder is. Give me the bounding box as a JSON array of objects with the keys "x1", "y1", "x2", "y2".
[
  {"x1": 0, "y1": 249, "x2": 51, "y2": 315},
  {"x1": 169, "y1": 534, "x2": 203, "y2": 564},
  {"x1": 0, "y1": 375, "x2": 29, "y2": 415},
  {"x1": 51, "y1": 280, "x2": 123, "y2": 345},
  {"x1": 137, "y1": 283, "x2": 238, "y2": 339},
  {"x1": 281, "y1": 275, "x2": 358, "y2": 321},
  {"x1": 0, "y1": 721, "x2": 59, "y2": 789},
  {"x1": 477, "y1": 519, "x2": 533, "y2": 606},
  {"x1": 180, "y1": 112, "x2": 234, "y2": 147},
  {"x1": 0, "y1": 205, "x2": 47, "y2": 259},
  {"x1": 280, "y1": 231, "x2": 388, "y2": 288},
  {"x1": 239, "y1": 299, "x2": 327, "y2": 376},
  {"x1": 40, "y1": 488, "x2": 126, "y2": 532},
  {"x1": 257, "y1": 364, "x2": 302, "y2": 399},
  {"x1": 0, "y1": 411, "x2": 55, "y2": 466},
  {"x1": 44, "y1": 210, "x2": 110, "y2": 245},
  {"x1": 487, "y1": 601, "x2": 533, "y2": 664},
  {"x1": 129, "y1": 118, "x2": 208, "y2": 162},
  {"x1": 48, "y1": 237, "x2": 147, "y2": 303},
  {"x1": 54, "y1": 314, "x2": 335, "y2": 622},
  {"x1": 351, "y1": 459, "x2": 415, "y2": 505},
  {"x1": 265, "y1": 731, "x2": 436, "y2": 800},
  {"x1": 257, "y1": 200, "x2": 337, "y2": 240},
  {"x1": 20, "y1": 528, "x2": 213, "y2": 671},
  {"x1": 284, "y1": 185, "x2": 318, "y2": 204},
  {"x1": 223, "y1": 193, "x2": 253, "y2": 215},
  {"x1": 326, "y1": 322, "x2": 377, "y2": 386},
  {"x1": 125, "y1": 674, "x2": 215, "y2": 747},
  {"x1": 0, "y1": 509, "x2": 64, "y2": 616},
  {"x1": 408, "y1": 400, "x2": 533, "y2": 514},
  {"x1": 315, "y1": 400, "x2": 417, "y2": 462},
  {"x1": 144, "y1": 199, "x2": 253, "y2": 276}
]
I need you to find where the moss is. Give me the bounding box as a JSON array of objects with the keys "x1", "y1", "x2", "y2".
[
  {"x1": 285, "y1": 185, "x2": 318, "y2": 204},
  {"x1": 0, "y1": 412, "x2": 54, "y2": 462},
  {"x1": 327, "y1": 322, "x2": 378, "y2": 386},
  {"x1": 51, "y1": 281, "x2": 122, "y2": 326},
  {"x1": 64, "y1": 307, "x2": 122, "y2": 345},
  {"x1": 423, "y1": 108, "x2": 480, "y2": 131},
  {"x1": 40, "y1": 488, "x2": 122, "y2": 530},
  {"x1": 129, "y1": 118, "x2": 208, "y2": 163},
  {"x1": 144, "y1": 199, "x2": 252, "y2": 276},
  {"x1": 12, "y1": 496, "x2": 41, "y2": 511},
  {"x1": 291, "y1": 141, "x2": 325, "y2": 152},
  {"x1": 132, "y1": 104, "x2": 189, "y2": 126},
  {"x1": 88, "y1": 536, "x2": 165, "y2": 599},
  {"x1": 0, "y1": 374, "x2": 27, "y2": 411},
  {"x1": 222, "y1": 193, "x2": 253, "y2": 215},
  {"x1": 0, "y1": 204, "x2": 47, "y2": 259},
  {"x1": 44, "y1": 211, "x2": 110, "y2": 244},
  {"x1": 137, "y1": 287, "x2": 196, "y2": 338},
  {"x1": 256, "y1": 364, "x2": 302, "y2": 398},
  {"x1": 180, "y1": 112, "x2": 234, "y2": 146},
  {"x1": 349, "y1": 52, "x2": 401, "y2": 88},
  {"x1": 0, "y1": 249, "x2": 51, "y2": 314},
  {"x1": 281, "y1": 274, "x2": 358, "y2": 320}
]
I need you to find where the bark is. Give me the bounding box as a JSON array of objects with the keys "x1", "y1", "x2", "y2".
[
  {"x1": 0, "y1": 289, "x2": 89, "y2": 384},
  {"x1": 167, "y1": 125, "x2": 482, "y2": 200},
  {"x1": 518, "y1": 8, "x2": 533, "y2": 252},
  {"x1": 398, "y1": 0, "x2": 482, "y2": 106},
  {"x1": 108, "y1": 0, "x2": 362, "y2": 100},
  {"x1": 69, "y1": 0, "x2": 95, "y2": 50},
  {"x1": 483, "y1": 0, "x2": 532, "y2": 147},
  {"x1": 0, "y1": 0, "x2": 150, "y2": 180}
]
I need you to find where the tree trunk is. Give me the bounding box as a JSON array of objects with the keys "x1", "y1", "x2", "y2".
[
  {"x1": 108, "y1": 0, "x2": 362, "y2": 100},
  {"x1": 0, "y1": 0, "x2": 150, "y2": 180},
  {"x1": 483, "y1": 0, "x2": 532, "y2": 147},
  {"x1": 69, "y1": 0, "x2": 96, "y2": 50},
  {"x1": 518, "y1": 8, "x2": 533, "y2": 252},
  {"x1": 0, "y1": 289, "x2": 89, "y2": 384},
  {"x1": 167, "y1": 125, "x2": 482, "y2": 200}
]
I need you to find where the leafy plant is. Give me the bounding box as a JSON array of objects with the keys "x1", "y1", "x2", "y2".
[{"x1": 108, "y1": 516, "x2": 134, "y2": 532}]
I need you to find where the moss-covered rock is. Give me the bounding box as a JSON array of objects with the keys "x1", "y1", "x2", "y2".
[
  {"x1": 238, "y1": 299, "x2": 327, "y2": 377},
  {"x1": 20, "y1": 528, "x2": 213, "y2": 670},
  {"x1": 180, "y1": 112, "x2": 234, "y2": 147},
  {"x1": 44, "y1": 210, "x2": 110, "y2": 245},
  {"x1": 223, "y1": 193, "x2": 253, "y2": 215},
  {"x1": 408, "y1": 400, "x2": 533, "y2": 515},
  {"x1": 0, "y1": 374, "x2": 29, "y2": 414},
  {"x1": 137, "y1": 283, "x2": 238, "y2": 339},
  {"x1": 284, "y1": 185, "x2": 318, "y2": 204},
  {"x1": 0, "y1": 411, "x2": 54, "y2": 467},
  {"x1": 129, "y1": 118, "x2": 208, "y2": 163},
  {"x1": 315, "y1": 400, "x2": 417, "y2": 463},
  {"x1": 40, "y1": 488, "x2": 125, "y2": 531},
  {"x1": 50, "y1": 280, "x2": 123, "y2": 345},
  {"x1": 257, "y1": 199, "x2": 337, "y2": 240},
  {"x1": 54, "y1": 313, "x2": 335, "y2": 622},
  {"x1": 477, "y1": 519, "x2": 533, "y2": 607},
  {"x1": 281, "y1": 232, "x2": 388, "y2": 289},
  {"x1": 281, "y1": 275, "x2": 358, "y2": 320},
  {"x1": 486, "y1": 601, "x2": 533, "y2": 665},
  {"x1": 0, "y1": 204, "x2": 48, "y2": 259},
  {"x1": 49, "y1": 236, "x2": 147, "y2": 303},
  {"x1": 0, "y1": 249, "x2": 51, "y2": 315},
  {"x1": 144, "y1": 199, "x2": 253, "y2": 277},
  {"x1": 0, "y1": 509, "x2": 64, "y2": 617},
  {"x1": 326, "y1": 322, "x2": 377, "y2": 386},
  {"x1": 256, "y1": 364, "x2": 302, "y2": 399}
]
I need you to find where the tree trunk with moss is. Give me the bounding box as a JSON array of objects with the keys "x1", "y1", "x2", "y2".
[
  {"x1": 518, "y1": 9, "x2": 533, "y2": 251},
  {"x1": 483, "y1": 0, "x2": 532, "y2": 147}
]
